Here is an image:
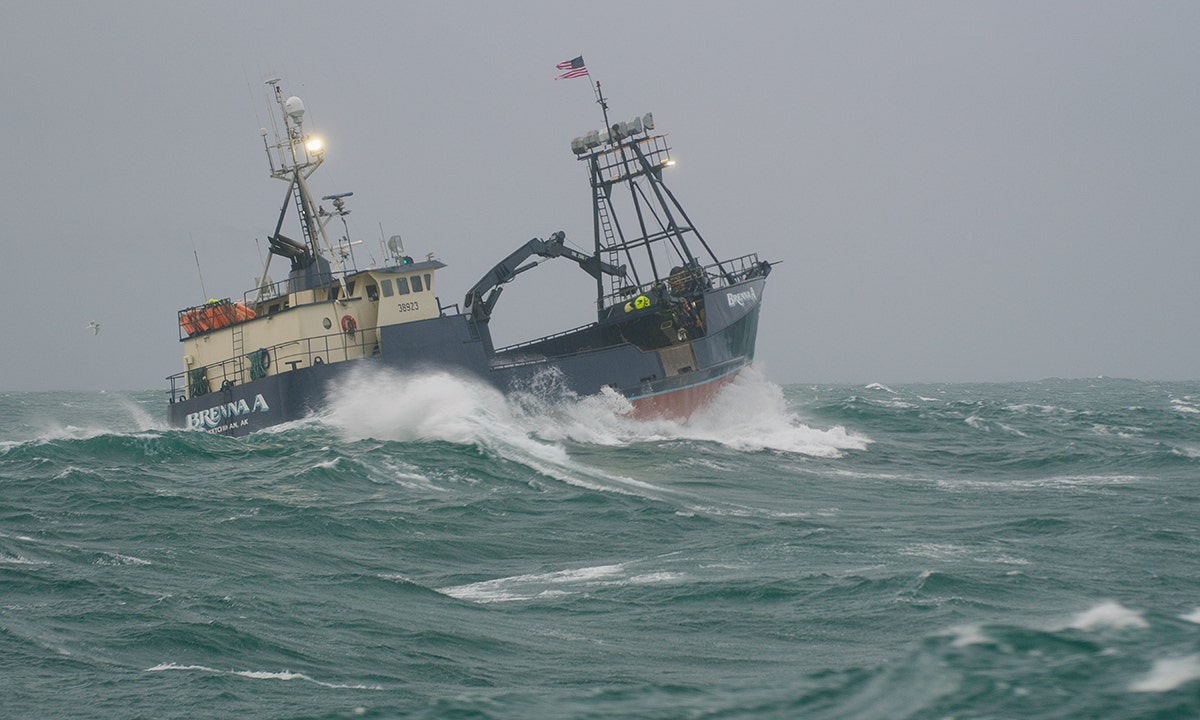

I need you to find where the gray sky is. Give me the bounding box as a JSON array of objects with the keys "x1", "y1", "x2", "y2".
[{"x1": 3, "y1": 1, "x2": 1198, "y2": 391}]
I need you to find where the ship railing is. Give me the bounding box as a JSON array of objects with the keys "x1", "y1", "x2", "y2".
[
  {"x1": 244, "y1": 276, "x2": 292, "y2": 305},
  {"x1": 599, "y1": 253, "x2": 763, "y2": 311},
  {"x1": 239, "y1": 271, "x2": 347, "y2": 308},
  {"x1": 589, "y1": 134, "x2": 672, "y2": 185},
  {"x1": 166, "y1": 325, "x2": 383, "y2": 404},
  {"x1": 491, "y1": 321, "x2": 598, "y2": 357},
  {"x1": 490, "y1": 322, "x2": 614, "y2": 371}
]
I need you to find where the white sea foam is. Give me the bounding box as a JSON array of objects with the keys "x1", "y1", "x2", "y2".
[
  {"x1": 1179, "y1": 608, "x2": 1200, "y2": 624},
  {"x1": 324, "y1": 366, "x2": 866, "y2": 500},
  {"x1": 220, "y1": 508, "x2": 261, "y2": 522},
  {"x1": 439, "y1": 564, "x2": 628, "y2": 603},
  {"x1": 1169, "y1": 444, "x2": 1200, "y2": 459},
  {"x1": 324, "y1": 368, "x2": 512, "y2": 445},
  {"x1": 146, "y1": 662, "x2": 382, "y2": 690},
  {"x1": 1005, "y1": 403, "x2": 1070, "y2": 415},
  {"x1": 946, "y1": 623, "x2": 991, "y2": 648},
  {"x1": 1129, "y1": 655, "x2": 1200, "y2": 692},
  {"x1": 438, "y1": 562, "x2": 684, "y2": 604},
  {"x1": 0, "y1": 552, "x2": 45, "y2": 566},
  {"x1": 934, "y1": 474, "x2": 1140, "y2": 492},
  {"x1": 94, "y1": 552, "x2": 151, "y2": 566},
  {"x1": 499, "y1": 365, "x2": 866, "y2": 456},
  {"x1": 1170, "y1": 398, "x2": 1200, "y2": 414},
  {"x1": 53, "y1": 465, "x2": 102, "y2": 481},
  {"x1": 324, "y1": 368, "x2": 645, "y2": 495},
  {"x1": 637, "y1": 368, "x2": 871, "y2": 457},
  {"x1": 865, "y1": 382, "x2": 896, "y2": 393},
  {"x1": 899, "y1": 543, "x2": 967, "y2": 560},
  {"x1": 1066, "y1": 601, "x2": 1148, "y2": 631},
  {"x1": 996, "y1": 423, "x2": 1028, "y2": 437}
]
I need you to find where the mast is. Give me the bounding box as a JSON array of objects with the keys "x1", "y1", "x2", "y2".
[
  {"x1": 572, "y1": 90, "x2": 718, "y2": 317},
  {"x1": 259, "y1": 79, "x2": 351, "y2": 297}
]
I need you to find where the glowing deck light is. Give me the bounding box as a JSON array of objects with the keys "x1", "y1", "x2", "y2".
[{"x1": 305, "y1": 137, "x2": 324, "y2": 154}]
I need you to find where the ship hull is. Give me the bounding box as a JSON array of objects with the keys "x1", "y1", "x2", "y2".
[{"x1": 167, "y1": 278, "x2": 765, "y2": 436}]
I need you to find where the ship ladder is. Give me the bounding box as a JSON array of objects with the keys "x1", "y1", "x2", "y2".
[
  {"x1": 596, "y1": 193, "x2": 622, "y2": 298},
  {"x1": 231, "y1": 321, "x2": 246, "y2": 384},
  {"x1": 292, "y1": 181, "x2": 316, "y2": 249}
]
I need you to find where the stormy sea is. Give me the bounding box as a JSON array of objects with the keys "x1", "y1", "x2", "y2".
[{"x1": 3, "y1": 370, "x2": 1199, "y2": 719}]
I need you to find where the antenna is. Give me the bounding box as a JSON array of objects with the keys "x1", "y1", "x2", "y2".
[{"x1": 190, "y1": 234, "x2": 208, "y2": 299}]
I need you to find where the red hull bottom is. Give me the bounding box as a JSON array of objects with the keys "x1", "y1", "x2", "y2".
[{"x1": 628, "y1": 368, "x2": 743, "y2": 421}]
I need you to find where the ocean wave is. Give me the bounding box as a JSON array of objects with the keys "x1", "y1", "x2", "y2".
[
  {"x1": 322, "y1": 366, "x2": 868, "y2": 459},
  {"x1": 318, "y1": 367, "x2": 866, "y2": 508}
]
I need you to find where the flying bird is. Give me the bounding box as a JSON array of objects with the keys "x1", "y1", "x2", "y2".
[{"x1": 87, "y1": 321, "x2": 101, "y2": 335}]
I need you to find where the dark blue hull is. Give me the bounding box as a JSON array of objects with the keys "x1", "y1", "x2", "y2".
[{"x1": 168, "y1": 278, "x2": 765, "y2": 436}]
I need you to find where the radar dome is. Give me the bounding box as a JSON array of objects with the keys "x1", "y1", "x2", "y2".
[{"x1": 284, "y1": 96, "x2": 305, "y2": 122}]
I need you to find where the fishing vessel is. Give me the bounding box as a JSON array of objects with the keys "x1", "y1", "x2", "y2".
[{"x1": 166, "y1": 79, "x2": 772, "y2": 436}]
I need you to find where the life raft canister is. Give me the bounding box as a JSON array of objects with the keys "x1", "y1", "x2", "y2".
[
  {"x1": 179, "y1": 301, "x2": 256, "y2": 337},
  {"x1": 340, "y1": 315, "x2": 357, "y2": 335}
]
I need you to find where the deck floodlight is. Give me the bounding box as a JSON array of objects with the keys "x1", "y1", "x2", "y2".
[
  {"x1": 611, "y1": 121, "x2": 627, "y2": 140},
  {"x1": 628, "y1": 116, "x2": 642, "y2": 135},
  {"x1": 305, "y1": 136, "x2": 324, "y2": 154},
  {"x1": 585, "y1": 130, "x2": 601, "y2": 148},
  {"x1": 642, "y1": 112, "x2": 654, "y2": 131},
  {"x1": 598, "y1": 130, "x2": 610, "y2": 145},
  {"x1": 571, "y1": 136, "x2": 587, "y2": 155}
]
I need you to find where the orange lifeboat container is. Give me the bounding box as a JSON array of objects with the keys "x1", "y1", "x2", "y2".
[{"x1": 180, "y1": 301, "x2": 256, "y2": 336}]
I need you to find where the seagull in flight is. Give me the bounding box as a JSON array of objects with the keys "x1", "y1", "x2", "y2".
[{"x1": 87, "y1": 321, "x2": 101, "y2": 335}]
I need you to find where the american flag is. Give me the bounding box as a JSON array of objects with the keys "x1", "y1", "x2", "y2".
[{"x1": 555, "y1": 56, "x2": 588, "y2": 80}]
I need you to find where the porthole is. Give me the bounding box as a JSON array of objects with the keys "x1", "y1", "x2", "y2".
[{"x1": 322, "y1": 317, "x2": 332, "y2": 330}]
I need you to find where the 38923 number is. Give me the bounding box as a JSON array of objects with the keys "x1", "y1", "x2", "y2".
[{"x1": 397, "y1": 301, "x2": 419, "y2": 312}]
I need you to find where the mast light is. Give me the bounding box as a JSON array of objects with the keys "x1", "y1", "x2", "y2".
[{"x1": 305, "y1": 136, "x2": 324, "y2": 154}]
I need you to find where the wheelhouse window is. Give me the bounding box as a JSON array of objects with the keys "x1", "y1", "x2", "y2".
[
  {"x1": 411, "y1": 275, "x2": 423, "y2": 293},
  {"x1": 396, "y1": 277, "x2": 410, "y2": 294},
  {"x1": 381, "y1": 279, "x2": 394, "y2": 297},
  {"x1": 367, "y1": 284, "x2": 379, "y2": 301},
  {"x1": 329, "y1": 280, "x2": 357, "y2": 301}
]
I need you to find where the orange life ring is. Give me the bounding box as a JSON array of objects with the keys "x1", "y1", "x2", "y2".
[{"x1": 340, "y1": 315, "x2": 357, "y2": 335}]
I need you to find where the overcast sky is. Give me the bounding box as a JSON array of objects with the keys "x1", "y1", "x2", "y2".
[{"x1": 3, "y1": 1, "x2": 1198, "y2": 391}]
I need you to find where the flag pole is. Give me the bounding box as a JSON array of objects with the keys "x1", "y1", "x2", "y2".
[{"x1": 594, "y1": 80, "x2": 611, "y2": 133}]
